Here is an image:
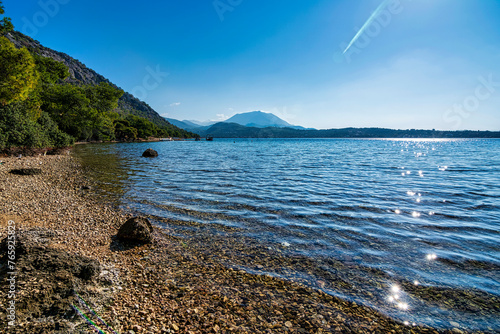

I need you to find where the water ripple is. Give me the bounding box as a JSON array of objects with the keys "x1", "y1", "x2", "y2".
[{"x1": 74, "y1": 138, "x2": 500, "y2": 331}]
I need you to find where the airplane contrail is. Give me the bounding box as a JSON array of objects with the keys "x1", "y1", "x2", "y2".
[{"x1": 343, "y1": 0, "x2": 392, "y2": 54}]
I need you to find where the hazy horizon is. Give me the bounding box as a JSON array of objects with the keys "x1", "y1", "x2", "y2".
[{"x1": 6, "y1": 0, "x2": 500, "y2": 130}]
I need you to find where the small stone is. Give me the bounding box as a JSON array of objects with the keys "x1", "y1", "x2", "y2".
[
  {"x1": 285, "y1": 321, "x2": 293, "y2": 328},
  {"x1": 172, "y1": 323, "x2": 179, "y2": 331}
]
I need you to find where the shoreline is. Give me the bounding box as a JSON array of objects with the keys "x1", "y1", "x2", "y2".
[{"x1": 0, "y1": 153, "x2": 457, "y2": 333}]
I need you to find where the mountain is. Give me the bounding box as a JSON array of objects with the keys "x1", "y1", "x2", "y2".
[
  {"x1": 164, "y1": 110, "x2": 304, "y2": 133},
  {"x1": 164, "y1": 118, "x2": 214, "y2": 132},
  {"x1": 6, "y1": 31, "x2": 188, "y2": 134},
  {"x1": 223, "y1": 111, "x2": 304, "y2": 129},
  {"x1": 181, "y1": 120, "x2": 206, "y2": 128}
]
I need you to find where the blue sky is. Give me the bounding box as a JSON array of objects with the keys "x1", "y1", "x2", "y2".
[{"x1": 4, "y1": 0, "x2": 500, "y2": 130}]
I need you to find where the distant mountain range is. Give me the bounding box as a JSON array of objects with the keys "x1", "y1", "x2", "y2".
[
  {"x1": 167, "y1": 111, "x2": 306, "y2": 132},
  {"x1": 166, "y1": 111, "x2": 500, "y2": 139},
  {"x1": 204, "y1": 123, "x2": 500, "y2": 138}
]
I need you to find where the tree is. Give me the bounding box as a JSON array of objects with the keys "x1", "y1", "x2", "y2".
[
  {"x1": 84, "y1": 82, "x2": 124, "y2": 140},
  {"x1": 85, "y1": 82, "x2": 123, "y2": 115},
  {"x1": 0, "y1": 102, "x2": 73, "y2": 150},
  {"x1": 40, "y1": 84, "x2": 93, "y2": 140},
  {"x1": 40, "y1": 82, "x2": 124, "y2": 141},
  {"x1": 34, "y1": 54, "x2": 70, "y2": 85},
  {"x1": 22, "y1": 54, "x2": 71, "y2": 121},
  {"x1": 126, "y1": 114, "x2": 159, "y2": 138},
  {"x1": 36, "y1": 111, "x2": 74, "y2": 147},
  {"x1": 114, "y1": 119, "x2": 137, "y2": 141},
  {"x1": 0, "y1": 37, "x2": 39, "y2": 105},
  {"x1": 0, "y1": 1, "x2": 13, "y2": 35},
  {"x1": 82, "y1": 82, "x2": 123, "y2": 140}
]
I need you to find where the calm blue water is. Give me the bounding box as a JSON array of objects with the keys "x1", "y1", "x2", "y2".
[{"x1": 75, "y1": 139, "x2": 500, "y2": 331}]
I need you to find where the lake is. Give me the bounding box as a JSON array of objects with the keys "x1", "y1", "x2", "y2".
[{"x1": 74, "y1": 138, "x2": 500, "y2": 332}]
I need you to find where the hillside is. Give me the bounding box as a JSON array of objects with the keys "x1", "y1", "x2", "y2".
[
  {"x1": 6, "y1": 30, "x2": 184, "y2": 133},
  {"x1": 165, "y1": 118, "x2": 209, "y2": 131}
]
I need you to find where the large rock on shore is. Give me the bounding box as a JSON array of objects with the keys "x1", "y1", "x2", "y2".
[
  {"x1": 0, "y1": 231, "x2": 100, "y2": 281},
  {"x1": 117, "y1": 217, "x2": 154, "y2": 244},
  {"x1": 142, "y1": 148, "x2": 158, "y2": 158},
  {"x1": 0, "y1": 229, "x2": 101, "y2": 329}
]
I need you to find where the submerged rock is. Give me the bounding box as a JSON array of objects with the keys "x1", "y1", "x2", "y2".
[
  {"x1": 142, "y1": 148, "x2": 158, "y2": 158},
  {"x1": 117, "y1": 217, "x2": 154, "y2": 244}
]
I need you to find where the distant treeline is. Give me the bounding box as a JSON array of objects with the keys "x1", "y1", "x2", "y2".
[{"x1": 201, "y1": 122, "x2": 500, "y2": 139}]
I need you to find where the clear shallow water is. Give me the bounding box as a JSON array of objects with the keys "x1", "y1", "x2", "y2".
[{"x1": 74, "y1": 139, "x2": 500, "y2": 331}]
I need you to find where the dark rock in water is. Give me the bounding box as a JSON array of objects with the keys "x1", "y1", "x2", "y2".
[
  {"x1": 142, "y1": 148, "x2": 158, "y2": 158},
  {"x1": 9, "y1": 168, "x2": 42, "y2": 175},
  {"x1": 117, "y1": 217, "x2": 154, "y2": 244}
]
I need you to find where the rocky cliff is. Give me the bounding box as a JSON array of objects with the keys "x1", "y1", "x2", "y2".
[{"x1": 6, "y1": 31, "x2": 172, "y2": 129}]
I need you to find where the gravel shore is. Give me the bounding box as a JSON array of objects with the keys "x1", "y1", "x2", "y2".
[{"x1": 0, "y1": 153, "x2": 456, "y2": 333}]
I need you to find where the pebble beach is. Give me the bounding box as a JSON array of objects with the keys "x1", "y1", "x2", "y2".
[{"x1": 0, "y1": 152, "x2": 460, "y2": 333}]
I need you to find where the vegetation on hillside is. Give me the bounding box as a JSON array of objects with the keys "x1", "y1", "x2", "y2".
[{"x1": 0, "y1": 2, "x2": 196, "y2": 152}]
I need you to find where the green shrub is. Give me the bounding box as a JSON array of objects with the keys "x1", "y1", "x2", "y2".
[
  {"x1": 36, "y1": 111, "x2": 74, "y2": 147},
  {"x1": 0, "y1": 36, "x2": 39, "y2": 105},
  {"x1": 0, "y1": 102, "x2": 74, "y2": 149}
]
